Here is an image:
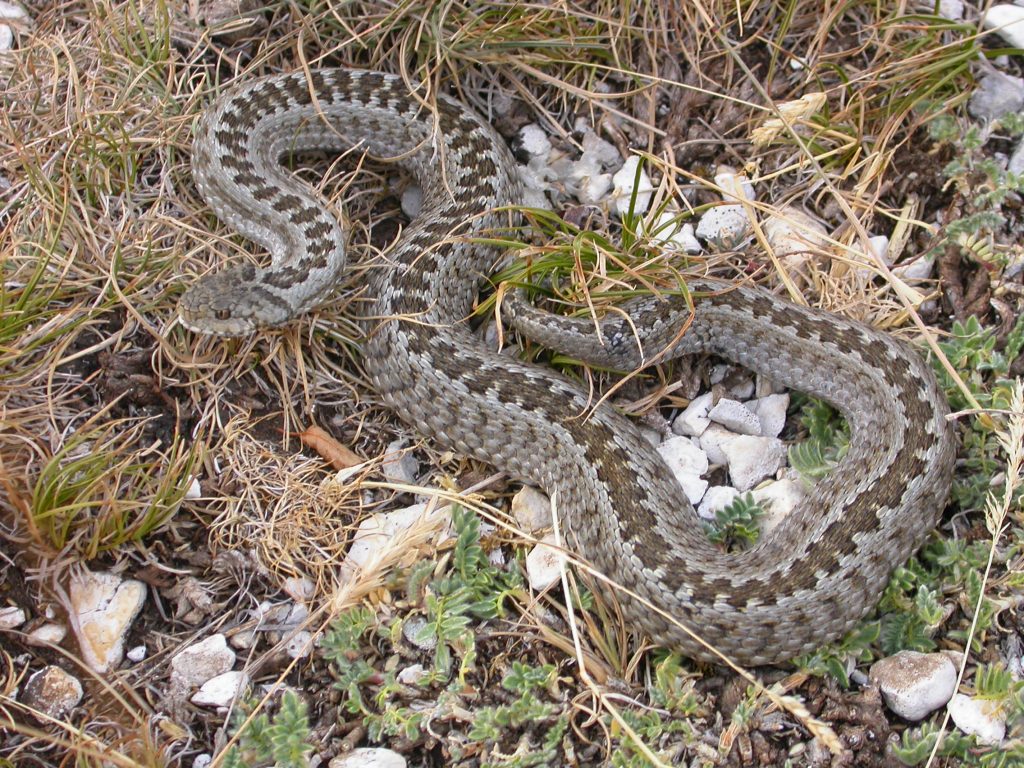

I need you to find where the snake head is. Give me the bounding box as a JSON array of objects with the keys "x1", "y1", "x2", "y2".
[{"x1": 178, "y1": 264, "x2": 292, "y2": 337}]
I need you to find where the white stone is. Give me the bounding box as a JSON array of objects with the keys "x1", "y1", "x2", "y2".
[
  {"x1": 126, "y1": 645, "x2": 147, "y2": 662},
  {"x1": 708, "y1": 398, "x2": 762, "y2": 436},
  {"x1": 611, "y1": 156, "x2": 654, "y2": 217},
  {"x1": 722, "y1": 436, "x2": 787, "y2": 492},
  {"x1": 184, "y1": 476, "x2": 202, "y2": 500},
  {"x1": 968, "y1": 70, "x2": 1024, "y2": 122},
  {"x1": 518, "y1": 124, "x2": 552, "y2": 160},
  {"x1": 170, "y1": 634, "x2": 235, "y2": 688},
  {"x1": 20, "y1": 666, "x2": 82, "y2": 719},
  {"x1": 381, "y1": 439, "x2": 418, "y2": 485},
  {"x1": 69, "y1": 569, "x2": 147, "y2": 673},
  {"x1": 284, "y1": 630, "x2": 314, "y2": 659},
  {"x1": 343, "y1": 502, "x2": 452, "y2": 574},
  {"x1": 893, "y1": 255, "x2": 936, "y2": 282},
  {"x1": 511, "y1": 486, "x2": 551, "y2": 534},
  {"x1": 982, "y1": 5, "x2": 1024, "y2": 49},
  {"x1": 230, "y1": 630, "x2": 256, "y2": 650},
  {"x1": 642, "y1": 208, "x2": 700, "y2": 253},
  {"x1": 725, "y1": 375, "x2": 755, "y2": 401},
  {"x1": 26, "y1": 623, "x2": 67, "y2": 646},
  {"x1": 400, "y1": 185, "x2": 422, "y2": 218},
  {"x1": 577, "y1": 171, "x2": 612, "y2": 205},
  {"x1": 581, "y1": 130, "x2": 621, "y2": 167},
  {"x1": 0, "y1": 606, "x2": 26, "y2": 629},
  {"x1": 749, "y1": 393, "x2": 789, "y2": 438},
  {"x1": 190, "y1": 670, "x2": 248, "y2": 708},
  {"x1": 656, "y1": 436, "x2": 709, "y2": 505},
  {"x1": 695, "y1": 204, "x2": 750, "y2": 249},
  {"x1": 0, "y1": 1, "x2": 31, "y2": 21},
  {"x1": 675, "y1": 223, "x2": 702, "y2": 254},
  {"x1": 397, "y1": 664, "x2": 427, "y2": 685},
  {"x1": 1010, "y1": 140, "x2": 1024, "y2": 176},
  {"x1": 948, "y1": 693, "x2": 1006, "y2": 746},
  {"x1": 763, "y1": 206, "x2": 829, "y2": 271},
  {"x1": 934, "y1": 0, "x2": 963, "y2": 19},
  {"x1": 282, "y1": 576, "x2": 315, "y2": 603},
  {"x1": 714, "y1": 166, "x2": 755, "y2": 203},
  {"x1": 673, "y1": 392, "x2": 713, "y2": 437},
  {"x1": 526, "y1": 532, "x2": 565, "y2": 592},
  {"x1": 518, "y1": 164, "x2": 553, "y2": 210},
  {"x1": 751, "y1": 478, "x2": 805, "y2": 534},
  {"x1": 696, "y1": 486, "x2": 739, "y2": 521},
  {"x1": 869, "y1": 651, "x2": 957, "y2": 721},
  {"x1": 868, "y1": 234, "x2": 892, "y2": 266},
  {"x1": 639, "y1": 425, "x2": 662, "y2": 447},
  {"x1": 402, "y1": 615, "x2": 437, "y2": 650},
  {"x1": 330, "y1": 748, "x2": 407, "y2": 768},
  {"x1": 699, "y1": 423, "x2": 742, "y2": 466},
  {"x1": 192, "y1": 755, "x2": 213, "y2": 768}
]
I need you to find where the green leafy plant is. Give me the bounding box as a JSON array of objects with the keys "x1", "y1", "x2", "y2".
[
  {"x1": 703, "y1": 492, "x2": 766, "y2": 551},
  {"x1": 222, "y1": 690, "x2": 313, "y2": 768},
  {"x1": 787, "y1": 397, "x2": 850, "y2": 481}
]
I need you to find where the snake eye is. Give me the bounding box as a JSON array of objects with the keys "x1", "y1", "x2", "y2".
[{"x1": 215, "y1": 308, "x2": 231, "y2": 320}]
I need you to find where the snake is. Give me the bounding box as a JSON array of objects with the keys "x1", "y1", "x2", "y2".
[{"x1": 178, "y1": 68, "x2": 957, "y2": 665}]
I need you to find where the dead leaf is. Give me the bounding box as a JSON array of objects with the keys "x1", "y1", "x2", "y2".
[{"x1": 297, "y1": 425, "x2": 364, "y2": 470}]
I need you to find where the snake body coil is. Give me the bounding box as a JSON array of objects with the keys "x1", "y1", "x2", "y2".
[{"x1": 179, "y1": 69, "x2": 956, "y2": 665}]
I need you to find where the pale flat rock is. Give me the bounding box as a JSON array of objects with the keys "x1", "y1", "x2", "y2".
[
  {"x1": 869, "y1": 650, "x2": 957, "y2": 721},
  {"x1": 893, "y1": 254, "x2": 935, "y2": 283},
  {"x1": 763, "y1": 205, "x2": 829, "y2": 272},
  {"x1": 751, "y1": 478, "x2": 805, "y2": 534},
  {"x1": 696, "y1": 486, "x2": 739, "y2": 521},
  {"x1": 699, "y1": 423, "x2": 742, "y2": 466},
  {"x1": 749, "y1": 393, "x2": 789, "y2": 438},
  {"x1": 982, "y1": 5, "x2": 1024, "y2": 48},
  {"x1": 170, "y1": 634, "x2": 235, "y2": 688},
  {"x1": 643, "y1": 208, "x2": 701, "y2": 253},
  {"x1": 723, "y1": 373, "x2": 755, "y2": 401},
  {"x1": 511, "y1": 485, "x2": 552, "y2": 534},
  {"x1": 722, "y1": 436, "x2": 786, "y2": 492},
  {"x1": 948, "y1": 693, "x2": 1006, "y2": 746},
  {"x1": 343, "y1": 502, "x2": 452, "y2": 574},
  {"x1": 714, "y1": 166, "x2": 755, "y2": 203},
  {"x1": 184, "y1": 476, "x2": 202, "y2": 500},
  {"x1": 397, "y1": 663, "x2": 427, "y2": 685},
  {"x1": 26, "y1": 623, "x2": 67, "y2": 646},
  {"x1": 20, "y1": 666, "x2": 82, "y2": 720},
  {"x1": 126, "y1": 645, "x2": 147, "y2": 662},
  {"x1": 526, "y1": 532, "x2": 565, "y2": 592},
  {"x1": 284, "y1": 630, "x2": 314, "y2": 660},
  {"x1": 282, "y1": 576, "x2": 315, "y2": 603},
  {"x1": 581, "y1": 129, "x2": 621, "y2": 167},
  {"x1": 69, "y1": 569, "x2": 147, "y2": 673},
  {"x1": 695, "y1": 204, "x2": 750, "y2": 249},
  {"x1": 611, "y1": 156, "x2": 654, "y2": 217},
  {"x1": 969, "y1": 71, "x2": 1024, "y2": 122},
  {"x1": 402, "y1": 615, "x2": 437, "y2": 651},
  {"x1": 0, "y1": 605, "x2": 26, "y2": 629},
  {"x1": 934, "y1": 0, "x2": 963, "y2": 20},
  {"x1": 656, "y1": 436, "x2": 709, "y2": 505},
  {"x1": 672, "y1": 392, "x2": 713, "y2": 437},
  {"x1": 190, "y1": 670, "x2": 248, "y2": 709},
  {"x1": 400, "y1": 185, "x2": 422, "y2": 218},
  {"x1": 708, "y1": 398, "x2": 762, "y2": 436},
  {"x1": 381, "y1": 439, "x2": 418, "y2": 485},
  {"x1": 330, "y1": 748, "x2": 407, "y2": 768},
  {"x1": 577, "y1": 169, "x2": 612, "y2": 205},
  {"x1": 517, "y1": 123, "x2": 552, "y2": 160}
]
